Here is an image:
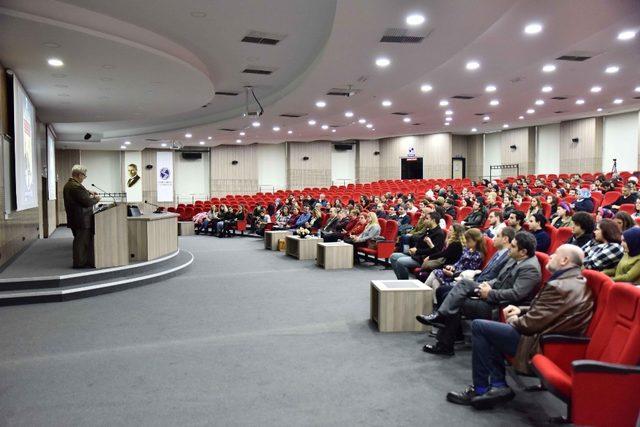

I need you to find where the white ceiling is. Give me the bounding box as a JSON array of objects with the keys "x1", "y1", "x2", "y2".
[{"x1": 1, "y1": 0, "x2": 639, "y2": 151}]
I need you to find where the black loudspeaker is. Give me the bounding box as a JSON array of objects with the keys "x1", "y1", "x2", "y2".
[
  {"x1": 509, "y1": 144, "x2": 517, "y2": 150},
  {"x1": 84, "y1": 133, "x2": 92, "y2": 140},
  {"x1": 334, "y1": 144, "x2": 353, "y2": 151},
  {"x1": 181, "y1": 152, "x2": 202, "y2": 160},
  {"x1": 145, "y1": 164, "x2": 153, "y2": 170},
  {"x1": 572, "y1": 137, "x2": 579, "y2": 143},
  {"x1": 231, "y1": 160, "x2": 238, "y2": 165},
  {"x1": 302, "y1": 156, "x2": 309, "y2": 161},
  {"x1": 373, "y1": 151, "x2": 380, "y2": 155}
]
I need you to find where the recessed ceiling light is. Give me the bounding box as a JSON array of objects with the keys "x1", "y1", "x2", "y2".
[
  {"x1": 190, "y1": 11, "x2": 207, "y2": 18},
  {"x1": 575, "y1": 99, "x2": 585, "y2": 105},
  {"x1": 375, "y1": 57, "x2": 391, "y2": 68},
  {"x1": 124, "y1": 141, "x2": 131, "y2": 145},
  {"x1": 381, "y1": 100, "x2": 392, "y2": 107},
  {"x1": 308, "y1": 120, "x2": 316, "y2": 126},
  {"x1": 444, "y1": 122, "x2": 450, "y2": 126},
  {"x1": 185, "y1": 133, "x2": 192, "y2": 138},
  {"x1": 605, "y1": 65, "x2": 620, "y2": 74},
  {"x1": 207, "y1": 136, "x2": 212, "y2": 140},
  {"x1": 321, "y1": 124, "x2": 329, "y2": 130},
  {"x1": 43, "y1": 42, "x2": 61, "y2": 48},
  {"x1": 273, "y1": 126, "x2": 280, "y2": 131},
  {"x1": 199, "y1": 141, "x2": 205, "y2": 145},
  {"x1": 439, "y1": 99, "x2": 449, "y2": 107},
  {"x1": 47, "y1": 58, "x2": 64, "y2": 67},
  {"x1": 613, "y1": 98, "x2": 623, "y2": 104},
  {"x1": 161, "y1": 143, "x2": 167, "y2": 147},
  {"x1": 471, "y1": 128, "x2": 477, "y2": 132},
  {"x1": 597, "y1": 108, "x2": 603, "y2": 112},
  {"x1": 590, "y1": 86, "x2": 602, "y2": 93},
  {"x1": 535, "y1": 99, "x2": 545, "y2": 105},
  {"x1": 485, "y1": 85, "x2": 497, "y2": 92},
  {"x1": 445, "y1": 110, "x2": 453, "y2": 115},
  {"x1": 541, "y1": 85, "x2": 553, "y2": 92},
  {"x1": 524, "y1": 23, "x2": 543, "y2": 35},
  {"x1": 489, "y1": 99, "x2": 500, "y2": 106},
  {"x1": 445, "y1": 117, "x2": 453, "y2": 122},
  {"x1": 315, "y1": 100, "x2": 326, "y2": 108},
  {"x1": 420, "y1": 84, "x2": 433, "y2": 93},
  {"x1": 331, "y1": 129, "x2": 336, "y2": 133},
  {"x1": 518, "y1": 116, "x2": 524, "y2": 120},
  {"x1": 120, "y1": 145, "x2": 126, "y2": 149},
  {"x1": 406, "y1": 13, "x2": 426, "y2": 26},
  {"x1": 617, "y1": 30, "x2": 637, "y2": 41},
  {"x1": 344, "y1": 111, "x2": 354, "y2": 118},
  {"x1": 366, "y1": 123, "x2": 373, "y2": 129},
  {"x1": 483, "y1": 115, "x2": 490, "y2": 121},
  {"x1": 236, "y1": 139, "x2": 242, "y2": 143},
  {"x1": 527, "y1": 109, "x2": 535, "y2": 114},
  {"x1": 465, "y1": 60, "x2": 480, "y2": 70},
  {"x1": 358, "y1": 118, "x2": 366, "y2": 124},
  {"x1": 252, "y1": 121, "x2": 261, "y2": 127},
  {"x1": 542, "y1": 64, "x2": 556, "y2": 73},
  {"x1": 634, "y1": 86, "x2": 640, "y2": 92},
  {"x1": 239, "y1": 132, "x2": 246, "y2": 136},
  {"x1": 403, "y1": 117, "x2": 411, "y2": 123},
  {"x1": 287, "y1": 130, "x2": 293, "y2": 134},
  {"x1": 503, "y1": 124, "x2": 509, "y2": 128}
]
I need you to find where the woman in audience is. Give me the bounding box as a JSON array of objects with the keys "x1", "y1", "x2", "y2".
[
  {"x1": 632, "y1": 198, "x2": 640, "y2": 220},
  {"x1": 461, "y1": 199, "x2": 487, "y2": 229},
  {"x1": 566, "y1": 211, "x2": 595, "y2": 247},
  {"x1": 525, "y1": 196, "x2": 543, "y2": 221},
  {"x1": 546, "y1": 195, "x2": 559, "y2": 217},
  {"x1": 306, "y1": 208, "x2": 323, "y2": 230},
  {"x1": 417, "y1": 224, "x2": 465, "y2": 282},
  {"x1": 254, "y1": 208, "x2": 272, "y2": 236},
  {"x1": 614, "y1": 211, "x2": 635, "y2": 232},
  {"x1": 216, "y1": 204, "x2": 238, "y2": 237},
  {"x1": 284, "y1": 207, "x2": 300, "y2": 229},
  {"x1": 582, "y1": 219, "x2": 624, "y2": 271},
  {"x1": 573, "y1": 188, "x2": 595, "y2": 213},
  {"x1": 274, "y1": 206, "x2": 291, "y2": 229},
  {"x1": 196, "y1": 205, "x2": 218, "y2": 234},
  {"x1": 604, "y1": 226, "x2": 640, "y2": 283},
  {"x1": 347, "y1": 212, "x2": 382, "y2": 264},
  {"x1": 550, "y1": 202, "x2": 573, "y2": 228}
]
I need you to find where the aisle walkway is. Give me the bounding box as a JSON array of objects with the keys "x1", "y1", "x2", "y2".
[{"x1": 0, "y1": 236, "x2": 562, "y2": 426}]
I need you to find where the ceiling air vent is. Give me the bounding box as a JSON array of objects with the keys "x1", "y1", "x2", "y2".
[
  {"x1": 474, "y1": 113, "x2": 488, "y2": 116},
  {"x1": 551, "y1": 96, "x2": 568, "y2": 100},
  {"x1": 451, "y1": 95, "x2": 475, "y2": 100},
  {"x1": 392, "y1": 112, "x2": 410, "y2": 116},
  {"x1": 280, "y1": 113, "x2": 307, "y2": 118},
  {"x1": 633, "y1": 96, "x2": 640, "y2": 100},
  {"x1": 242, "y1": 31, "x2": 286, "y2": 45},
  {"x1": 219, "y1": 128, "x2": 237, "y2": 132},
  {"x1": 326, "y1": 88, "x2": 360, "y2": 97},
  {"x1": 556, "y1": 53, "x2": 592, "y2": 62},
  {"x1": 215, "y1": 91, "x2": 239, "y2": 96},
  {"x1": 412, "y1": 123, "x2": 423, "y2": 126},
  {"x1": 380, "y1": 28, "x2": 430, "y2": 43},
  {"x1": 145, "y1": 138, "x2": 161, "y2": 142},
  {"x1": 242, "y1": 66, "x2": 276, "y2": 75},
  {"x1": 554, "y1": 111, "x2": 565, "y2": 114}
]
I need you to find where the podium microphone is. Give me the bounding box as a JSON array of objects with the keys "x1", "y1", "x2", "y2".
[
  {"x1": 144, "y1": 200, "x2": 165, "y2": 214},
  {"x1": 91, "y1": 184, "x2": 116, "y2": 205}
]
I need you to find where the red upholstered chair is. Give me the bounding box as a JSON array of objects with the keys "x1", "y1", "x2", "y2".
[
  {"x1": 482, "y1": 236, "x2": 496, "y2": 269},
  {"x1": 543, "y1": 224, "x2": 558, "y2": 254},
  {"x1": 548, "y1": 227, "x2": 573, "y2": 254},
  {"x1": 600, "y1": 191, "x2": 621, "y2": 208},
  {"x1": 532, "y1": 283, "x2": 640, "y2": 426},
  {"x1": 590, "y1": 191, "x2": 603, "y2": 207},
  {"x1": 535, "y1": 252, "x2": 551, "y2": 293},
  {"x1": 618, "y1": 203, "x2": 635, "y2": 215},
  {"x1": 358, "y1": 219, "x2": 398, "y2": 264},
  {"x1": 458, "y1": 206, "x2": 472, "y2": 221}
]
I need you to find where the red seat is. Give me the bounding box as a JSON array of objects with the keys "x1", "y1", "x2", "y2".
[
  {"x1": 544, "y1": 224, "x2": 558, "y2": 254},
  {"x1": 535, "y1": 252, "x2": 551, "y2": 293},
  {"x1": 600, "y1": 191, "x2": 621, "y2": 208},
  {"x1": 482, "y1": 236, "x2": 496, "y2": 269},
  {"x1": 532, "y1": 283, "x2": 640, "y2": 426},
  {"x1": 548, "y1": 227, "x2": 573, "y2": 254},
  {"x1": 358, "y1": 219, "x2": 398, "y2": 264},
  {"x1": 458, "y1": 206, "x2": 472, "y2": 220},
  {"x1": 618, "y1": 203, "x2": 635, "y2": 215}
]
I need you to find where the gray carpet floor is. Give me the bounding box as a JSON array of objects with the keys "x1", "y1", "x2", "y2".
[{"x1": 0, "y1": 233, "x2": 565, "y2": 426}]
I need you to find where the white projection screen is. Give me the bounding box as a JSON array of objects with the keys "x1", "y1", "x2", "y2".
[
  {"x1": 13, "y1": 76, "x2": 38, "y2": 211},
  {"x1": 46, "y1": 127, "x2": 56, "y2": 200}
]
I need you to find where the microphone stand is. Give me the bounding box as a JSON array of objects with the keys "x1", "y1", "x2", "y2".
[
  {"x1": 91, "y1": 184, "x2": 117, "y2": 206},
  {"x1": 144, "y1": 200, "x2": 165, "y2": 214}
]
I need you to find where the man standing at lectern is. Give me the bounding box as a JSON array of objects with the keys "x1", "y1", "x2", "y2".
[{"x1": 63, "y1": 165, "x2": 101, "y2": 268}]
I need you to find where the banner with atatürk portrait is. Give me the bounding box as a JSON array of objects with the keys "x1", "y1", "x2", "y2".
[{"x1": 124, "y1": 151, "x2": 142, "y2": 202}]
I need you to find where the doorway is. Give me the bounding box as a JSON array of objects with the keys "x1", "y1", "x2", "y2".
[
  {"x1": 452, "y1": 157, "x2": 466, "y2": 179},
  {"x1": 401, "y1": 157, "x2": 423, "y2": 179}
]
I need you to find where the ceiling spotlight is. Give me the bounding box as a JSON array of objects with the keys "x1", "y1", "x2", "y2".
[
  {"x1": 439, "y1": 99, "x2": 449, "y2": 107},
  {"x1": 542, "y1": 64, "x2": 556, "y2": 73},
  {"x1": 287, "y1": 130, "x2": 293, "y2": 134},
  {"x1": 590, "y1": 86, "x2": 602, "y2": 93},
  {"x1": 161, "y1": 143, "x2": 167, "y2": 147},
  {"x1": 273, "y1": 126, "x2": 280, "y2": 131},
  {"x1": 471, "y1": 128, "x2": 477, "y2": 132},
  {"x1": 485, "y1": 85, "x2": 497, "y2": 92},
  {"x1": 597, "y1": 108, "x2": 603, "y2": 112},
  {"x1": 483, "y1": 115, "x2": 490, "y2": 121},
  {"x1": 47, "y1": 58, "x2": 64, "y2": 67},
  {"x1": 315, "y1": 100, "x2": 326, "y2": 108},
  {"x1": 381, "y1": 100, "x2": 392, "y2": 107},
  {"x1": 444, "y1": 122, "x2": 450, "y2": 126},
  {"x1": 575, "y1": 99, "x2": 585, "y2": 105},
  {"x1": 420, "y1": 84, "x2": 433, "y2": 92},
  {"x1": 207, "y1": 136, "x2": 212, "y2": 140},
  {"x1": 518, "y1": 116, "x2": 524, "y2": 120},
  {"x1": 239, "y1": 132, "x2": 246, "y2": 136},
  {"x1": 331, "y1": 129, "x2": 336, "y2": 133},
  {"x1": 617, "y1": 30, "x2": 637, "y2": 41},
  {"x1": 124, "y1": 141, "x2": 131, "y2": 145},
  {"x1": 503, "y1": 124, "x2": 510, "y2": 128},
  {"x1": 406, "y1": 13, "x2": 426, "y2": 26},
  {"x1": 634, "y1": 86, "x2": 640, "y2": 92},
  {"x1": 344, "y1": 111, "x2": 354, "y2": 118},
  {"x1": 321, "y1": 124, "x2": 329, "y2": 130},
  {"x1": 535, "y1": 99, "x2": 545, "y2": 105},
  {"x1": 403, "y1": 117, "x2": 411, "y2": 123},
  {"x1": 489, "y1": 99, "x2": 500, "y2": 106},
  {"x1": 358, "y1": 118, "x2": 366, "y2": 124},
  {"x1": 465, "y1": 60, "x2": 480, "y2": 70},
  {"x1": 185, "y1": 133, "x2": 192, "y2": 138},
  {"x1": 524, "y1": 23, "x2": 543, "y2": 35},
  {"x1": 527, "y1": 109, "x2": 535, "y2": 114},
  {"x1": 375, "y1": 57, "x2": 391, "y2": 68},
  {"x1": 366, "y1": 123, "x2": 373, "y2": 129},
  {"x1": 199, "y1": 141, "x2": 205, "y2": 145},
  {"x1": 252, "y1": 121, "x2": 261, "y2": 127},
  {"x1": 445, "y1": 117, "x2": 452, "y2": 122},
  {"x1": 613, "y1": 98, "x2": 623, "y2": 104},
  {"x1": 308, "y1": 120, "x2": 316, "y2": 126},
  {"x1": 605, "y1": 65, "x2": 620, "y2": 74},
  {"x1": 445, "y1": 110, "x2": 453, "y2": 115},
  {"x1": 236, "y1": 139, "x2": 242, "y2": 143},
  {"x1": 120, "y1": 145, "x2": 126, "y2": 150},
  {"x1": 541, "y1": 85, "x2": 553, "y2": 92}
]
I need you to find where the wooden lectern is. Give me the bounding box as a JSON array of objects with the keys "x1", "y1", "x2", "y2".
[{"x1": 93, "y1": 203, "x2": 129, "y2": 268}]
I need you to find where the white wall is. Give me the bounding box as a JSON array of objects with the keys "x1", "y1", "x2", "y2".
[
  {"x1": 536, "y1": 123, "x2": 561, "y2": 175},
  {"x1": 80, "y1": 150, "x2": 122, "y2": 194},
  {"x1": 175, "y1": 151, "x2": 209, "y2": 203},
  {"x1": 331, "y1": 145, "x2": 356, "y2": 185},
  {"x1": 603, "y1": 111, "x2": 639, "y2": 173},
  {"x1": 257, "y1": 143, "x2": 287, "y2": 192},
  {"x1": 483, "y1": 133, "x2": 502, "y2": 178}
]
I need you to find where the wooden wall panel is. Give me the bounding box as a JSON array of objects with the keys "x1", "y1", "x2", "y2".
[
  {"x1": 466, "y1": 135, "x2": 484, "y2": 180},
  {"x1": 451, "y1": 135, "x2": 468, "y2": 159},
  {"x1": 500, "y1": 127, "x2": 536, "y2": 175},
  {"x1": 210, "y1": 144, "x2": 258, "y2": 196},
  {"x1": 379, "y1": 133, "x2": 452, "y2": 179},
  {"x1": 559, "y1": 117, "x2": 603, "y2": 173},
  {"x1": 423, "y1": 133, "x2": 452, "y2": 178},
  {"x1": 286, "y1": 141, "x2": 331, "y2": 189},
  {"x1": 356, "y1": 139, "x2": 380, "y2": 183}
]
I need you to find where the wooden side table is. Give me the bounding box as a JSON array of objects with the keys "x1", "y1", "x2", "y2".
[
  {"x1": 370, "y1": 280, "x2": 433, "y2": 332},
  {"x1": 317, "y1": 242, "x2": 353, "y2": 269},
  {"x1": 265, "y1": 230, "x2": 290, "y2": 250},
  {"x1": 285, "y1": 235, "x2": 323, "y2": 260}
]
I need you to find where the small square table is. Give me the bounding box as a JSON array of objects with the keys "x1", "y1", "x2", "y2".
[
  {"x1": 316, "y1": 242, "x2": 353, "y2": 269},
  {"x1": 285, "y1": 235, "x2": 323, "y2": 260},
  {"x1": 370, "y1": 280, "x2": 433, "y2": 332},
  {"x1": 265, "y1": 230, "x2": 290, "y2": 250}
]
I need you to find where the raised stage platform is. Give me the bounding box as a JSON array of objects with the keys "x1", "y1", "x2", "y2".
[{"x1": 0, "y1": 228, "x2": 193, "y2": 305}]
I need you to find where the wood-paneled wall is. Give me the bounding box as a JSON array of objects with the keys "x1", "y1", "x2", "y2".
[
  {"x1": 211, "y1": 144, "x2": 258, "y2": 196},
  {"x1": 286, "y1": 141, "x2": 331, "y2": 189},
  {"x1": 465, "y1": 135, "x2": 484, "y2": 180},
  {"x1": 423, "y1": 133, "x2": 453, "y2": 178},
  {"x1": 356, "y1": 139, "x2": 380, "y2": 183},
  {"x1": 559, "y1": 117, "x2": 603, "y2": 173},
  {"x1": 141, "y1": 149, "x2": 175, "y2": 207},
  {"x1": 500, "y1": 127, "x2": 536, "y2": 175},
  {"x1": 379, "y1": 133, "x2": 452, "y2": 179}
]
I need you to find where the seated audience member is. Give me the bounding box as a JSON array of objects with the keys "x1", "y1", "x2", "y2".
[
  {"x1": 254, "y1": 208, "x2": 271, "y2": 236},
  {"x1": 525, "y1": 197, "x2": 543, "y2": 221},
  {"x1": 456, "y1": 227, "x2": 516, "y2": 284},
  {"x1": 318, "y1": 208, "x2": 339, "y2": 237},
  {"x1": 443, "y1": 199, "x2": 457, "y2": 220},
  {"x1": 572, "y1": 188, "x2": 595, "y2": 213},
  {"x1": 195, "y1": 205, "x2": 218, "y2": 234},
  {"x1": 596, "y1": 206, "x2": 614, "y2": 223},
  {"x1": 304, "y1": 208, "x2": 323, "y2": 230},
  {"x1": 632, "y1": 198, "x2": 640, "y2": 220},
  {"x1": 216, "y1": 205, "x2": 237, "y2": 237},
  {"x1": 566, "y1": 211, "x2": 595, "y2": 247},
  {"x1": 507, "y1": 210, "x2": 525, "y2": 232},
  {"x1": 390, "y1": 212, "x2": 446, "y2": 279},
  {"x1": 374, "y1": 203, "x2": 387, "y2": 219},
  {"x1": 501, "y1": 195, "x2": 516, "y2": 219},
  {"x1": 485, "y1": 193, "x2": 500, "y2": 210},
  {"x1": 345, "y1": 213, "x2": 367, "y2": 241},
  {"x1": 317, "y1": 193, "x2": 328, "y2": 208},
  {"x1": 423, "y1": 228, "x2": 486, "y2": 299},
  {"x1": 604, "y1": 226, "x2": 640, "y2": 283},
  {"x1": 274, "y1": 206, "x2": 291, "y2": 229},
  {"x1": 446, "y1": 244, "x2": 592, "y2": 409},
  {"x1": 345, "y1": 212, "x2": 381, "y2": 263},
  {"x1": 395, "y1": 206, "x2": 411, "y2": 227},
  {"x1": 604, "y1": 184, "x2": 637, "y2": 212},
  {"x1": 484, "y1": 211, "x2": 505, "y2": 238},
  {"x1": 283, "y1": 207, "x2": 300, "y2": 229},
  {"x1": 614, "y1": 211, "x2": 635, "y2": 231},
  {"x1": 406, "y1": 200, "x2": 418, "y2": 214},
  {"x1": 417, "y1": 224, "x2": 466, "y2": 282},
  {"x1": 398, "y1": 207, "x2": 428, "y2": 252},
  {"x1": 385, "y1": 206, "x2": 398, "y2": 222},
  {"x1": 546, "y1": 195, "x2": 559, "y2": 216},
  {"x1": 461, "y1": 199, "x2": 487, "y2": 229},
  {"x1": 417, "y1": 232, "x2": 541, "y2": 356},
  {"x1": 550, "y1": 202, "x2": 573, "y2": 228},
  {"x1": 293, "y1": 206, "x2": 312, "y2": 229},
  {"x1": 528, "y1": 213, "x2": 551, "y2": 253},
  {"x1": 321, "y1": 210, "x2": 350, "y2": 242},
  {"x1": 582, "y1": 218, "x2": 624, "y2": 271}
]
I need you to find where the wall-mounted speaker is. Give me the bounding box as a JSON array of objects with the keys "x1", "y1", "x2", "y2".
[
  {"x1": 302, "y1": 156, "x2": 309, "y2": 161},
  {"x1": 145, "y1": 164, "x2": 153, "y2": 170},
  {"x1": 571, "y1": 137, "x2": 579, "y2": 143},
  {"x1": 373, "y1": 151, "x2": 380, "y2": 155},
  {"x1": 231, "y1": 160, "x2": 238, "y2": 165},
  {"x1": 509, "y1": 144, "x2": 517, "y2": 151}
]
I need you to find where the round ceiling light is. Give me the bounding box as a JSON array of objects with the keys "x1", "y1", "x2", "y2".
[
  {"x1": 406, "y1": 14, "x2": 426, "y2": 26},
  {"x1": 485, "y1": 85, "x2": 497, "y2": 92},
  {"x1": 617, "y1": 30, "x2": 637, "y2": 41},
  {"x1": 439, "y1": 99, "x2": 449, "y2": 107},
  {"x1": 185, "y1": 133, "x2": 192, "y2": 138},
  {"x1": 590, "y1": 86, "x2": 602, "y2": 93},
  {"x1": 252, "y1": 121, "x2": 261, "y2": 127},
  {"x1": 47, "y1": 58, "x2": 64, "y2": 67},
  {"x1": 308, "y1": 120, "x2": 316, "y2": 126},
  {"x1": 420, "y1": 84, "x2": 433, "y2": 92},
  {"x1": 375, "y1": 57, "x2": 391, "y2": 68},
  {"x1": 381, "y1": 100, "x2": 392, "y2": 107},
  {"x1": 605, "y1": 65, "x2": 620, "y2": 74},
  {"x1": 542, "y1": 64, "x2": 556, "y2": 73},
  {"x1": 535, "y1": 99, "x2": 545, "y2": 105},
  {"x1": 524, "y1": 23, "x2": 543, "y2": 35},
  {"x1": 344, "y1": 111, "x2": 354, "y2": 118},
  {"x1": 465, "y1": 60, "x2": 480, "y2": 70},
  {"x1": 403, "y1": 117, "x2": 411, "y2": 123},
  {"x1": 541, "y1": 85, "x2": 553, "y2": 93},
  {"x1": 315, "y1": 100, "x2": 326, "y2": 108}
]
